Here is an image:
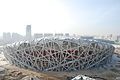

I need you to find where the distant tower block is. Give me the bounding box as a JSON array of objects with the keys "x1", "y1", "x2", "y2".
[{"x1": 26, "y1": 25, "x2": 32, "y2": 40}]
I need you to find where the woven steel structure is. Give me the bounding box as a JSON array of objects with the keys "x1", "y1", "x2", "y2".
[{"x1": 3, "y1": 38, "x2": 114, "y2": 71}]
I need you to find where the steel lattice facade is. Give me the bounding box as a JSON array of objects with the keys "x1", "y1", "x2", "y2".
[{"x1": 3, "y1": 38, "x2": 114, "y2": 71}]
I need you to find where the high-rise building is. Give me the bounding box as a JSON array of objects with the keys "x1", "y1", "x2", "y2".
[
  {"x1": 81, "y1": 36, "x2": 94, "y2": 40},
  {"x1": 34, "y1": 33, "x2": 43, "y2": 39},
  {"x1": 3, "y1": 32, "x2": 11, "y2": 41},
  {"x1": 65, "y1": 33, "x2": 70, "y2": 37},
  {"x1": 44, "y1": 33, "x2": 53, "y2": 37},
  {"x1": 26, "y1": 25, "x2": 32, "y2": 40},
  {"x1": 12, "y1": 33, "x2": 24, "y2": 42},
  {"x1": 55, "y1": 33, "x2": 63, "y2": 37},
  {"x1": 117, "y1": 35, "x2": 120, "y2": 41}
]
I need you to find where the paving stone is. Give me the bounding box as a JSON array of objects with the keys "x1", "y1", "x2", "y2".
[
  {"x1": 21, "y1": 76, "x2": 40, "y2": 80},
  {"x1": 0, "y1": 67, "x2": 5, "y2": 74},
  {"x1": 0, "y1": 67, "x2": 5, "y2": 80}
]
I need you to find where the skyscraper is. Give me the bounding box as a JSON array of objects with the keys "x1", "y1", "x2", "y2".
[
  {"x1": 3, "y1": 32, "x2": 11, "y2": 42},
  {"x1": 26, "y1": 25, "x2": 32, "y2": 40}
]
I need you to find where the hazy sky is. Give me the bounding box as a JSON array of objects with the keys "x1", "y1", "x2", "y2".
[{"x1": 0, "y1": 0, "x2": 120, "y2": 36}]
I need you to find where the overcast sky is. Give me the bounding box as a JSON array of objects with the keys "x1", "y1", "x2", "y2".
[{"x1": 0, "y1": 0, "x2": 120, "y2": 36}]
